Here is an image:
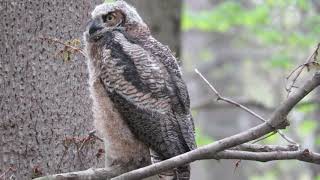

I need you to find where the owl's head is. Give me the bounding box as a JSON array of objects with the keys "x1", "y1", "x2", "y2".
[{"x1": 85, "y1": 0, "x2": 149, "y2": 42}]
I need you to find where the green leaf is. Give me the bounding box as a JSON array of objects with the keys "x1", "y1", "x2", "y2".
[
  {"x1": 297, "y1": 0, "x2": 309, "y2": 11},
  {"x1": 298, "y1": 120, "x2": 317, "y2": 136},
  {"x1": 195, "y1": 127, "x2": 214, "y2": 147}
]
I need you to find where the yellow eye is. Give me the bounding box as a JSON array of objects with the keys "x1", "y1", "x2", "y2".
[{"x1": 103, "y1": 14, "x2": 115, "y2": 22}]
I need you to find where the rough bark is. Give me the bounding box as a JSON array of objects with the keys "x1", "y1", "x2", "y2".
[{"x1": 0, "y1": 0, "x2": 102, "y2": 179}]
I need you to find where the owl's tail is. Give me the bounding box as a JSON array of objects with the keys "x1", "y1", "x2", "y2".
[
  {"x1": 157, "y1": 164, "x2": 190, "y2": 180},
  {"x1": 176, "y1": 164, "x2": 191, "y2": 180}
]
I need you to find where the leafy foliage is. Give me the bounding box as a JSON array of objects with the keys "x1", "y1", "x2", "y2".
[{"x1": 182, "y1": 0, "x2": 318, "y2": 70}]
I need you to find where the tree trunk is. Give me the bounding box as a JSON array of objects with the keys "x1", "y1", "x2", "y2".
[
  {"x1": 0, "y1": 0, "x2": 182, "y2": 179},
  {"x1": 0, "y1": 1, "x2": 102, "y2": 179}
]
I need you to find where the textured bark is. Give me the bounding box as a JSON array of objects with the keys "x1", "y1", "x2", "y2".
[{"x1": 0, "y1": 0, "x2": 102, "y2": 179}]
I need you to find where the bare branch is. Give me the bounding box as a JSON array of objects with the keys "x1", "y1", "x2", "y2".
[
  {"x1": 192, "y1": 98, "x2": 273, "y2": 111},
  {"x1": 214, "y1": 149, "x2": 320, "y2": 164},
  {"x1": 234, "y1": 143, "x2": 299, "y2": 152},
  {"x1": 112, "y1": 72, "x2": 320, "y2": 180},
  {"x1": 34, "y1": 148, "x2": 320, "y2": 180},
  {"x1": 33, "y1": 168, "x2": 116, "y2": 180},
  {"x1": 34, "y1": 73, "x2": 320, "y2": 180},
  {"x1": 195, "y1": 69, "x2": 297, "y2": 145},
  {"x1": 286, "y1": 43, "x2": 320, "y2": 96},
  {"x1": 39, "y1": 36, "x2": 87, "y2": 57},
  {"x1": 0, "y1": 166, "x2": 16, "y2": 180},
  {"x1": 79, "y1": 130, "x2": 103, "y2": 151},
  {"x1": 192, "y1": 98, "x2": 320, "y2": 112}
]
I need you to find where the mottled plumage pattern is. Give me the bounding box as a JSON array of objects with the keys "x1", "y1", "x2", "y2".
[{"x1": 84, "y1": 1, "x2": 196, "y2": 179}]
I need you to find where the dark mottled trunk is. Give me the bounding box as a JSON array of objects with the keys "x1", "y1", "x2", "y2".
[{"x1": 0, "y1": 0, "x2": 102, "y2": 179}]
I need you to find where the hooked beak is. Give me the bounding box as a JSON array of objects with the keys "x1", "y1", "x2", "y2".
[
  {"x1": 88, "y1": 19, "x2": 104, "y2": 35},
  {"x1": 85, "y1": 19, "x2": 105, "y2": 42}
]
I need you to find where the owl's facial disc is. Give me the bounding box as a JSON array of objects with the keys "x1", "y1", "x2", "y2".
[
  {"x1": 102, "y1": 11, "x2": 124, "y2": 27},
  {"x1": 87, "y1": 10, "x2": 125, "y2": 42}
]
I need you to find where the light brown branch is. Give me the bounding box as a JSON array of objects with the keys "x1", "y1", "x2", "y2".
[
  {"x1": 192, "y1": 98, "x2": 320, "y2": 112},
  {"x1": 286, "y1": 43, "x2": 320, "y2": 96},
  {"x1": 35, "y1": 72, "x2": 320, "y2": 180},
  {"x1": 33, "y1": 144, "x2": 318, "y2": 180},
  {"x1": 214, "y1": 149, "x2": 320, "y2": 164},
  {"x1": 192, "y1": 98, "x2": 273, "y2": 111},
  {"x1": 234, "y1": 143, "x2": 299, "y2": 152},
  {"x1": 112, "y1": 72, "x2": 320, "y2": 180},
  {"x1": 195, "y1": 69, "x2": 297, "y2": 145},
  {"x1": 33, "y1": 168, "x2": 116, "y2": 180}
]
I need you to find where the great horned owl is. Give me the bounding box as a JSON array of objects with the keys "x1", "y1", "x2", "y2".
[{"x1": 84, "y1": 1, "x2": 196, "y2": 179}]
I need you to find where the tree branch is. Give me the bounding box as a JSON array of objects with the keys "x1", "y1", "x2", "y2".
[
  {"x1": 214, "y1": 149, "x2": 320, "y2": 164},
  {"x1": 112, "y1": 72, "x2": 320, "y2": 180},
  {"x1": 39, "y1": 36, "x2": 87, "y2": 57},
  {"x1": 195, "y1": 69, "x2": 297, "y2": 144},
  {"x1": 234, "y1": 143, "x2": 299, "y2": 152},
  {"x1": 286, "y1": 43, "x2": 320, "y2": 96},
  {"x1": 191, "y1": 98, "x2": 274, "y2": 111},
  {"x1": 34, "y1": 72, "x2": 320, "y2": 180},
  {"x1": 33, "y1": 144, "x2": 320, "y2": 180},
  {"x1": 34, "y1": 168, "x2": 116, "y2": 180},
  {"x1": 192, "y1": 98, "x2": 320, "y2": 112}
]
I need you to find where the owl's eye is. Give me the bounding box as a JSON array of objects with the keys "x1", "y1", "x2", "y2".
[{"x1": 103, "y1": 14, "x2": 115, "y2": 22}]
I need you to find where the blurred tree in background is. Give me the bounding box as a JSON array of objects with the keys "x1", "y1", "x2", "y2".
[{"x1": 182, "y1": 0, "x2": 320, "y2": 180}]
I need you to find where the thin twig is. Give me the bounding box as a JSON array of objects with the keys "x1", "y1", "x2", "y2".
[
  {"x1": 39, "y1": 36, "x2": 87, "y2": 57},
  {"x1": 251, "y1": 131, "x2": 277, "y2": 144},
  {"x1": 78, "y1": 130, "x2": 103, "y2": 151},
  {"x1": 0, "y1": 167, "x2": 16, "y2": 180},
  {"x1": 194, "y1": 68, "x2": 298, "y2": 145},
  {"x1": 286, "y1": 43, "x2": 320, "y2": 97}
]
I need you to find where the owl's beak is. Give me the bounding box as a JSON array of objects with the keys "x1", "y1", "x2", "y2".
[{"x1": 88, "y1": 19, "x2": 104, "y2": 36}]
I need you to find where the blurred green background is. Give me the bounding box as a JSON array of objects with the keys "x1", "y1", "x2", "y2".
[{"x1": 182, "y1": 0, "x2": 320, "y2": 179}]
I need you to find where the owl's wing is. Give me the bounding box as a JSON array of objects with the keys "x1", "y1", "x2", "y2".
[
  {"x1": 145, "y1": 36, "x2": 196, "y2": 150},
  {"x1": 100, "y1": 32, "x2": 195, "y2": 157}
]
